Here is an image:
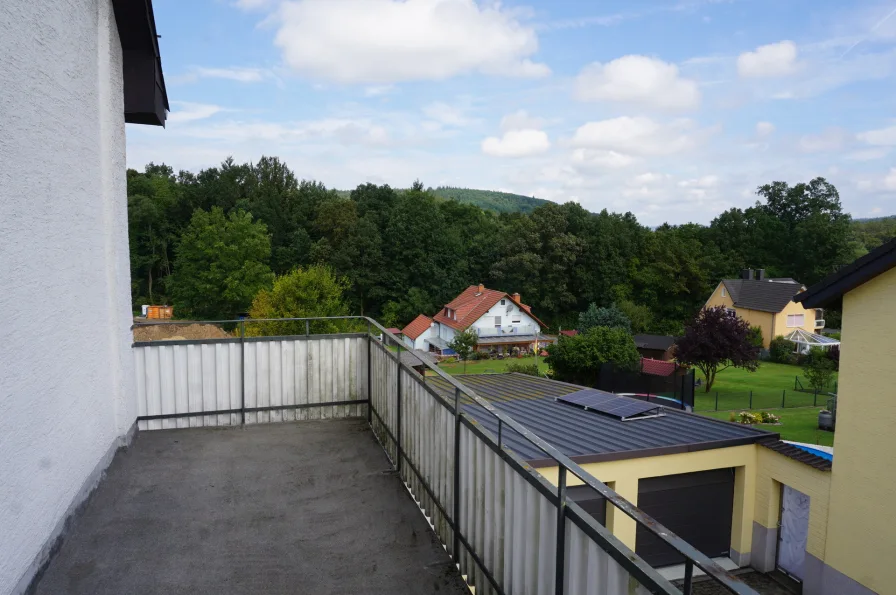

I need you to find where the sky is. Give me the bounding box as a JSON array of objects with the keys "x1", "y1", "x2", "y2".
[{"x1": 128, "y1": 0, "x2": 896, "y2": 225}]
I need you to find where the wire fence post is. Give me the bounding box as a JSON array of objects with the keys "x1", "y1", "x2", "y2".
[
  {"x1": 749, "y1": 390, "x2": 753, "y2": 410},
  {"x1": 814, "y1": 390, "x2": 818, "y2": 407},
  {"x1": 715, "y1": 391, "x2": 719, "y2": 411},
  {"x1": 782, "y1": 389, "x2": 786, "y2": 408},
  {"x1": 555, "y1": 465, "x2": 567, "y2": 595}
]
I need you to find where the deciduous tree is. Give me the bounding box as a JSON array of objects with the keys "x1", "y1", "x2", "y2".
[{"x1": 675, "y1": 306, "x2": 759, "y2": 392}]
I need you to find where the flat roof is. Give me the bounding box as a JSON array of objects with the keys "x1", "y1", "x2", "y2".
[
  {"x1": 427, "y1": 374, "x2": 776, "y2": 467},
  {"x1": 33, "y1": 421, "x2": 469, "y2": 595}
]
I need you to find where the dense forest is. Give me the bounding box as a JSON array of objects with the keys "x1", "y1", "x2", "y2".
[{"x1": 127, "y1": 156, "x2": 892, "y2": 333}]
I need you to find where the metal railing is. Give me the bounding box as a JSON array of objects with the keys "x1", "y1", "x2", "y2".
[
  {"x1": 474, "y1": 324, "x2": 538, "y2": 338},
  {"x1": 132, "y1": 316, "x2": 757, "y2": 595}
]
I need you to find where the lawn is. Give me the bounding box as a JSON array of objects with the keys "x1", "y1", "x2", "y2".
[
  {"x1": 699, "y1": 407, "x2": 835, "y2": 447},
  {"x1": 433, "y1": 355, "x2": 550, "y2": 376},
  {"x1": 694, "y1": 362, "x2": 838, "y2": 412}
]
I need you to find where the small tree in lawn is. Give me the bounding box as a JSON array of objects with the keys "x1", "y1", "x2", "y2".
[
  {"x1": 804, "y1": 347, "x2": 836, "y2": 392},
  {"x1": 449, "y1": 328, "x2": 478, "y2": 374},
  {"x1": 675, "y1": 306, "x2": 760, "y2": 392}
]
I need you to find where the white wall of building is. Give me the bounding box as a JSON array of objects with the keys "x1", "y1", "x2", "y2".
[
  {"x1": 405, "y1": 323, "x2": 437, "y2": 351},
  {"x1": 470, "y1": 300, "x2": 540, "y2": 337},
  {"x1": 0, "y1": 2, "x2": 137, "y2": 592}
]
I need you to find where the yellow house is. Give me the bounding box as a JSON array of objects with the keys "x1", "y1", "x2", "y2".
[
  {"x1": 788, "y1": 238, "x2": 896, "y2": 595},
  {"x1": 704, "y1": 268, "x2": 823, "y2": 348}
]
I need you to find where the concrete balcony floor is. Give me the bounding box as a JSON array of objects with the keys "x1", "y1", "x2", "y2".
[{"x1": 33, "y1": 419, "x2": 469, "y2": 595}]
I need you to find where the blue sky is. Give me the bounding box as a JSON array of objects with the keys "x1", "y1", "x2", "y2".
[{"x1": 128, "y1": 0, "x2": 896, "y2": 225}]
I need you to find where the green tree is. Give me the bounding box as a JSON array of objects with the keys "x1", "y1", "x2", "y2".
[
  {"x1": 578, "y1": 303, "x2": 632, "y2": 333},
  {"x1": 803, "y1": 347, "x2": 836, "y2": 392},
  {"x1": 449, "y1": 328, "x2": 479, "y2": 374},
  {"x1": 247, "y1": 264, "x2": 349, "y2": 336},
  {"x1": 747, "y1": 325, "x2": 764, "y2": 349},
  {"x1": 545, "y1": 327, "x2": 640, "y2": 386},
  {"x1": 675, "y1": 306, "x2": 760, "y2": 392},
  {"x1": 170, "y1": 207, "x2": 274, "y2": 320}
]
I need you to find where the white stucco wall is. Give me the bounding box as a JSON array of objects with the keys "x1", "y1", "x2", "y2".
[
  {"x1": 0, "y1": 1, "x2": 136, "y2": 592},
  {"x1": 470, "y1": 300, "x2": 540, "y2": 336}
]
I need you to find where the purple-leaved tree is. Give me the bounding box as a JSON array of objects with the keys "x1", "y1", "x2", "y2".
[{"x1": 675, "y1": 306, "x2": 760, "y2": 392}]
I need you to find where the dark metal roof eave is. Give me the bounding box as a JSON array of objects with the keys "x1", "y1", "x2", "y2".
[
  {"x1": 525, "y1": 435, "x2": 772, "y2": 468},
  {"x1": 795, "y1": 238, "x2": 896, "y2": 308},
  {"x1": 114, "y1": 0, "x2": 169, "y2": 127}
]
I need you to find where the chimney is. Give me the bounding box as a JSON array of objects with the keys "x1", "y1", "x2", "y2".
[
  {"x1": 512, "y1": 292, "x2": 521, "y2": 303},
  {"x1": 757, "y1": 269, "x2": 766, "y2": 281},
  {"x1": 478, "y1": 283, "x2": 485, "y2": 293},
  {"x1": 741, "y1": 269, "x2": 753, "y2": 280}
]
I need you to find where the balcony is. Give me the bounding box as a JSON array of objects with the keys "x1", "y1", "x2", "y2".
[
  {"x1": 33, "y1": 318, "x2": 756, "y2": 595},
  {"x1": 474, "y1": 323, "x2": 538, "y2": 338}
]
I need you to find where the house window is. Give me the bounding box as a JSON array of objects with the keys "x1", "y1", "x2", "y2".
[
  {"x1": 512, "y1": 317, "x2": 521, "y2": 324},
  {"x1": 787, "y1": 314, "x2": 805, "y2": 327},
  {"x1": 500, "y1": 299, "x2": 506, "y2": 305},
  {"x1": 494, "y1": 316, "x2": 502, "y2": 328},
  {"x1": 721, "y1": 287, "x2": 727, "y2": 298},
  {"x1": 726, "y1": 308, "x2": 736, "y2": 317}
]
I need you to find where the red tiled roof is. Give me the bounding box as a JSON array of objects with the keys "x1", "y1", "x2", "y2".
[
  {"x1": 560, "y1": 330, "x2": 578, "y2": 337},
  {"x1": 641, "y1": 357, "x2": 677, "y2": 377},
  {"x1": 401, "y1": 315, "x2": 433, "y2": 340},
  {"x1": 432, "y1": 285, "x2": 547, "y2": 330},
  {"x1": 385, "y1": 328, "x2": 401, "y2": 335}
]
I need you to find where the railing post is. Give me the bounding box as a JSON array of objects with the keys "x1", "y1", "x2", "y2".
[
  {"x1": 367, "y1": 329, "x2": 372, "y2": 424},
  {"x1": 239, "y1": 320, "x2": 246, "y2": 426},
  {"x1": 555, "y1": 465, "x2": 567, "y2": 595},
  {"x1": 396, "y1": 343, "x2": 402, "y2": 475},
  {"x1": 305, "y1": 319, "x2": 310, "y2": 337},
  {"x1": 453, "y1": 387, "x2": 462, "y2": 559},
  {"x1": 498, "y1": 418, "x2": 503, "y2": 448},
  {"x1": 683, "y1": 560, "x2": 694, "y2": 595}
]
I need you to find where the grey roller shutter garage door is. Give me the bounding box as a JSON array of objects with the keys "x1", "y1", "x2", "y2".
[{"x1": 636, "y1": 469, "x2": 735, "y2": 567}]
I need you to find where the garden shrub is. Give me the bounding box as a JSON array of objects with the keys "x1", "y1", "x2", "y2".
[
  {"x1": 506, "y1": 362, "x2": 540, "y2": 376},
  {"x1": 769, "y1": 336, "x2": 795, "y2": 364}
]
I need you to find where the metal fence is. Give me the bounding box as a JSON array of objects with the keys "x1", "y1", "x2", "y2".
[
  {"x1": 693, "y1": 388, "x2": 830, "y2": 412},
  {"x1": 597, "y1": 362, "x2": 695, "y2": 410},
  {"x1": 132, "y1": 317, "x2": 756, "y2": 595}
]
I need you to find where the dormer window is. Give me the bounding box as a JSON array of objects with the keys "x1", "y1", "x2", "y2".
[{"x1": 500, "y1": 299, "x2": 506, "y2": 305}]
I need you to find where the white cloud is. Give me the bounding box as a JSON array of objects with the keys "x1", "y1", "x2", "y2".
[
  {"x1": 571, "y1": 116, "x2": 706, "y2": 156},
  {"x1": 270, "y1": 0, "x2": 550, "y2": 83},
  {"x1": 482, "y1": 129, "x2": 551, "y2": 158},
  {"x1": 167, "y1": 102, "x2": 229, "y2": 123},
  {"x1": 858, "y1": 124, "x2": 896, "y2": 146},
  {"x1": 364, "y1": 85, "x2": 395, "y2": 97},
  {"x1": 422, "y1": 102, "x2": 473, "y2": 127},
  {"x1": 574, "y1": 55, "x2": 700, "y2": 110},
  {"x1": 193, "y1": 67, "x2": 267, "y2": 82},
  {"x1": 885, "y1": 168, "x2": 896, "y2": 190},
  {"x1": 678, "y1": 175, "x2": 720, "y2": 188},
  {"x1": 737, "y1": 40, "x2": 799, "y2": 78},
  {"x1": 797, "y1": 128, "x2": 852, "y2": 153},
  {"x1": 756, "y1": 121, "x2": 775, "y2": 137},
  {"x1": 234, "y1": 0, "x2": 274, "y2": 9},
  {"x1": 500, "y1": 110, "x2": 545, "y2": 133},
  {"x1": 571, "y1": 149, "x2": 636, "y2": 169},
  {"x1": 846, "y1": 148, "x2": 889, "y2": 161}
]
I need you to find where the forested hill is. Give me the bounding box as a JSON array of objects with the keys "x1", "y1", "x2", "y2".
[
  {"x1": 336, "y1": 186, "x2": 551, "y2": 214},
  {"x1": 430, "y1": 187, "x2": 550, "y2": 214},
  {"x1": 127, "y1": 157, "x2": 886, "y2": 334}
]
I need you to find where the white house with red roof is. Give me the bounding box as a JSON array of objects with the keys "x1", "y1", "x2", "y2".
[{"x1": 401, "y1": 284, "x2": 552, "y2": 354}]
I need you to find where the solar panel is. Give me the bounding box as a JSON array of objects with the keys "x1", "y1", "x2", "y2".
[{"x1": 556, "y1": 389, "x2": 664, "y2": 421}]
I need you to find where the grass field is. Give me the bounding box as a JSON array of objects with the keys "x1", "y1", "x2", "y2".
[
  {"x1": 694, "y1": 362, "x2": 838, "y2": 412},
  {"x1": 699, "y1": 407, "x2": 835, "y2": 447},
  {"x1": 434, "y1": 355, "x2": 550, "y2": 376}
]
